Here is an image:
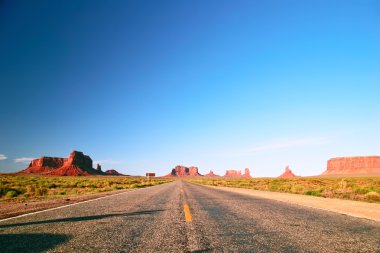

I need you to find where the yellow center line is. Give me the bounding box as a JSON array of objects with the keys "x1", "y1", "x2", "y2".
[
  {"x1": 180, "y1": 187, "x2": 184, "y2": 193},
  {"x1": 183, "y1": 204, "x2": 192, "y2": 222}
]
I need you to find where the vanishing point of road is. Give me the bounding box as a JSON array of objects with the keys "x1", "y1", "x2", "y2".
[{"x1": 1, "y1": 181, "x2": 379, "y2": 252}]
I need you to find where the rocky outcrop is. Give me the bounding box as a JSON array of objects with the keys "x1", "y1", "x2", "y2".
[
  {"x1": 22, "y1": 157, "x2": 66, "y2": 174},
  {"x1": 105, "y1": 169, "x2": 124, "y2": 176},
  {"x1": 322, "y1": 156, "x2": 380, "y2": 175},
  {"x1": 278, "y1": 165, "x2": 296, "y2": 178},
  {"x1": 224, "y1": 170, "x2": 242, "y2": 177},
  {"x1": 19, "y1": 151, "x2": 118, "y2": 176},
  {"x1": 243, "y1": 168, "x2": 251, "y2": 178},
  {"x1": 224, "y1": 168, "x2": 251, "y2": 178},
  {"x1": 204, "y1": 170, "x2": 220, "y2": 177},
  {"x1": 165, "y1": 165, "x2": 202, "y2": 177}
]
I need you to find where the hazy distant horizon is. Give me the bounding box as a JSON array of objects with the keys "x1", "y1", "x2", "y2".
[{"x1": 1, "y1": 1, "x2": 379, "y2": 177}]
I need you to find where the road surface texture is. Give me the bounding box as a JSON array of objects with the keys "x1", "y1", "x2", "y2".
[{"x1": 0, "y1": 180, "x2": 379, "y2": 252}]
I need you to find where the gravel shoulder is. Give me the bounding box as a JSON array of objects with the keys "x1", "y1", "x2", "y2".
[
  {"x1": 202, "y1": 184, "x2": 380, "y2": 221},
  {"x1": 0, "y1": 190, "x2": 129, "y2": 220}
]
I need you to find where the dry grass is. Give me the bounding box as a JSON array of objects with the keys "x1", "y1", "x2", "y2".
[
  {"x1": 187, "y1": 177, "x2": 380, "y2": 203},
  {"x1": 0, "y1": 175, "x2": 172, "y2": 202}
]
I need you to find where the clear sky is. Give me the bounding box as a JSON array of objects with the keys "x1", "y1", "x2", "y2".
[{"x1": 0, "y1": 0, "x2": 379, "y2": 177}]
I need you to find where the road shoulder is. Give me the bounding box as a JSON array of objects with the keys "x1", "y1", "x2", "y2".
[
  {"x1": 200, "y1": 184, "x2": 380, "y2": 222},
  {"x1": 0, "y1": 190, "x2": 130, "y2": 220}
]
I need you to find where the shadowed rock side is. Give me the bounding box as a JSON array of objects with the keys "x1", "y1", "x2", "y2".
[
  {"x1": 105, "y1": 169, "x2": 124, "y2": 176},
  {"x1": 19, "y1": 151, "x2": 123, "y2": 176},
  {"x1": 204, "y1": 170, "x2": 220, "y2": 177},
  {"x1": 224, "y1": 168, "x2": 251, "y2": 178},
  {"x1": 278, "y1": 166, "x2": 297, "y2": 178},
  {"x1": 165, "y1": 165, "x2": 202, "y2": 177},
  {"x1": 322, "y1": 156, "x2": 380, "y2": 175}
]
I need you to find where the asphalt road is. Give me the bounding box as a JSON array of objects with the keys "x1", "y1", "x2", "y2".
[{"x1": 0, "y1": 180, "x2": 379, "y2": 253}]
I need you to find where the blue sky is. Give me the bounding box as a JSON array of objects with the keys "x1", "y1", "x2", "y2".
[{"x1": 0, "y1": 0, "x2": 379, "y2": 177}]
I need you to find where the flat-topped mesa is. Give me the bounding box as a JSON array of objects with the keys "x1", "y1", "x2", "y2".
[
  {"x1": 224, "y1": 170, "x2": 242, "y2": 178},
  {"x1": 204, "y1": 170, "x2": 220, "y2": 177},
  {"x1": 224, "y1": 168, "x2": 252, "y2": 178},
  {"x1": 278, "y1": 165, "x2": 296, "y2": 178},
  {"x1": 23, "y1": 157, "x2": 67, "y2": 174},
  {"x1": 322, "y1": 156, "x2": 380, "y2": 175},
  {"x1": 165, "y1": 165, "x2": 202, "y2": 177}
]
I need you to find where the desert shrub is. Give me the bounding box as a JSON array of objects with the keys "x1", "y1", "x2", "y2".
[
  {"x1": 366, "y1": 192, "x2": 380, "y2": 202},
  {"x1": 338, "y1": 179, "x2": 348, "y2": 192},
  {"x1": 305, "y1": 190, "x2": 321, "y2": 197},
  {"x1": 6, "y1": 190, "x2": 19, "y2": 198},
  {"x1": 35, "y1": 187, "x2": 48, "y2": 196},
  {"x1": 47, "y1": 183, "x2": 57, "y2": 189}
]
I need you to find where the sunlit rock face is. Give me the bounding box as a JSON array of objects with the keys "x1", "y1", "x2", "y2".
[
  {"x1": 19, "y1": 151, "x2": 121, "y2": 176},
  {"x1": 322, "y1": 156, "x2": 380, "y2": 175}
]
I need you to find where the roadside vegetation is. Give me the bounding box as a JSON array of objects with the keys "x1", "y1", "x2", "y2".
[
  {"x1": 0, "y1": 175, "x2": 172, "y2": 202},
  {"x1": 188, "y1": 177, "x2": 380, "y2": 203}
]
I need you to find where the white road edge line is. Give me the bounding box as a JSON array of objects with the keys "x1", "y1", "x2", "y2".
[{"x1": 0, "y1": 189, "x2": 140, "y2": 223}]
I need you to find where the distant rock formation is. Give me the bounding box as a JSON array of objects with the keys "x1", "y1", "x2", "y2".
[
  {"x1": 224, "y1": 170, "x2": 241, "y2": 177},
  {"x1": 165, "y1": 165, "x2": 202, "y2": 177},
  {"x1": 204, "y1": 170, "x2": 220, "y2": 177},
  {"x1": 19, "y1": 151, "x2": 123, "y2": 176},
  {"x1": 243, "y1": 168, "x2": 251, "y2": 178},
  {"x1": 278, "y1": 165, "x2": 296, "y2": 178},
  {"x1": 105, "y1": 169, "x2": 124, "y2": 176},
  {"x1": 224, "y1": 168, "x2": 251, "y2": 178},
  {"x1": 322, "y1": 156, "x2": 380, "y2": 175}
]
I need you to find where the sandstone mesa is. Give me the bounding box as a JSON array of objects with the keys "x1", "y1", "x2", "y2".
[
  {"x1": 224, "y1": 168, "x2": 251, "y2": 178},
  {"x1": 19, "y1": 151, "x2": 123, "y2": 176},
  {"x1": 165, "y1": 165, "x2": 202, "y2": 177},
  {"x1": 322, "y1": 156, "x2": 380, "y2": 176}
]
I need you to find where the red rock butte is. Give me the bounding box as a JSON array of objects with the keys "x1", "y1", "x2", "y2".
[
  {"x1": 104, "y1": 169, "x2": 124, "y2": 176},
  {"x1": 204, "y1": 170, "x2": 220, "y2": 177},
  {"x1": 19, "y1": 151, "x2": 122, "y2": 176},
  {"x1": 224, "y1": 168, "x2": 251, "y2": 178},
  {"x1": 278, "y1": 166, "x2": 296, "y2": 178},
  {"x1": 322, "y1": 156, "x2": 380, "y2": 175},
  {"x1": 165, "y1": 165, "x2": 202, "y2": 177}
]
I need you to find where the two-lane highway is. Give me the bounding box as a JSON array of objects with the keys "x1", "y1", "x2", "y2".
[{"x1": 0, "y1": 181, "x2": 379, "y2": 252}]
